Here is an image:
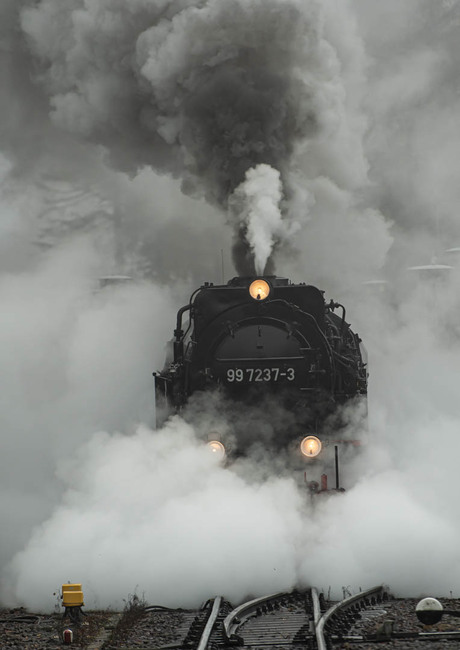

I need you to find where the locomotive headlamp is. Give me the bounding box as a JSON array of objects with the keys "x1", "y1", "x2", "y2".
[
  {"x1": 249, "y1": 279, "x2": 271, "y2": 301},
  {"x1": 300, "y1": 435, "x2": 322, "y2": 458},
  {"x1": 206, "y1": 440, "x2": 226, "y2": 461}
]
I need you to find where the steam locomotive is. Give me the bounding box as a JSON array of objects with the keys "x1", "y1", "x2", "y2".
[{"x1": 155, "y1": 275, "x2": 367, "y2": 492}]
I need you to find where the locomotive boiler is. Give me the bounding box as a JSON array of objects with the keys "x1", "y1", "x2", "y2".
[{"x1": 155, "y1": 275, "x2": 367, "y2": 491}]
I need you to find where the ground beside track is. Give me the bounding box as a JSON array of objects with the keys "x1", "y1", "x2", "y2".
[{"x1": 2, "y1": 596, "x2": 460, "y2": 649}]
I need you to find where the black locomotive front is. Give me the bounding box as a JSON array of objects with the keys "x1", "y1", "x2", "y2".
[{"x1": 155, "y1": 275, "x2": 367, "y2": 490}]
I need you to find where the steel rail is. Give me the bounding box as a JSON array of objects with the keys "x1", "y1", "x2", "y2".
[
  {"x1": 311, "y1": 588, "x2": 322, "y2": 629},
  {"x1": 223, "y1": 592, "x2": 287, "y2": 642},
  {"x1": 315, "y1": 584, "x2": 386, "y2": 649},
  {"x1": 197, "y1": 596, "x2": 222, "y2": 650}
]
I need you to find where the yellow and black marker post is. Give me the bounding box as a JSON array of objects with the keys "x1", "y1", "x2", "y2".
[{"x1": 61, "y1": 583, "x2": 86, "y2": 624}]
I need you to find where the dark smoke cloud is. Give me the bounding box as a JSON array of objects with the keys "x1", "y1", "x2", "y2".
[
  {"x1": 19, "y1": 0, "x2": 368, "y2": 274},
  {"x1": 20, "y1": 0, "x2": 319, "y2": 181},
  {"x1": 0, "y1": 0, "x2": 233, "y2": 286}
]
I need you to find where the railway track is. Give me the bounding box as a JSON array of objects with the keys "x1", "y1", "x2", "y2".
[
  {"x1": 224, "y1": 589, "x2": 318, "y2": 649},
  {"x1": 169, "y1": 585, "x2": 460, "y2": 650},
  {"x1": 222, "y1": 585, "x2": 388, "y2": 650},
  {"x1": 173, "y1": 586, "x2": 460, "y2": 650},
  {"x1": 2, "y1": 587, "x2": 460, "y2": 648}
]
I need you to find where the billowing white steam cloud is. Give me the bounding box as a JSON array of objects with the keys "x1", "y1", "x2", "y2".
[
  {"x1": 4, "y1": 419, "x2": 308, "y2": 610},
  {"x1": 1, "y1": 0, "x2": 460, "y2": 614},
  {"x1": 229, "y1": 164, "x2": 294, "y2": 275}
]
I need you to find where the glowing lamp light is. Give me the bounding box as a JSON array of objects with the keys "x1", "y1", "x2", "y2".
[
  {"x1": 249, "y1": 279, "x2": 271, "y2": 301},
  {"x1": 300, "y1": 435, "x2": 322, "y2": 458},
  {"x1": 206, "y1": 440, "x2": 226, "y2": 461}
]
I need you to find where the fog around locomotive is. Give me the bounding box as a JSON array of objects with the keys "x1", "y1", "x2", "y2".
[{"x1": 1, "y1": 0, "x2": 460, "y2": 610}]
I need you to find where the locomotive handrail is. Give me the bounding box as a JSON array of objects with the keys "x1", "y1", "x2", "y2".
[
  {"x1": 175, "y1": 285, "x2": 203, "y2": 339},
  {"x1": 327, "y1": 300, "x2": 347, "y2": 337},
  {"x1": 175, "y1": 304, "x2": 191, "y2": 339}
]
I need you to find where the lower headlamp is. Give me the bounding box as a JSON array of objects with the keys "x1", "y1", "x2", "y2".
[
  {"x1": 300, "y1": 435, "x2": 322, "y2": 458},
  {"x1": 206, "y1": 440, "x2": 226, "y2": 461}
]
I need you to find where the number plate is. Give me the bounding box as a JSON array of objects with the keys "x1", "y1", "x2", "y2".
[{"x1": 225, "y1": 367, "x2": 296, "y2": 383}]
